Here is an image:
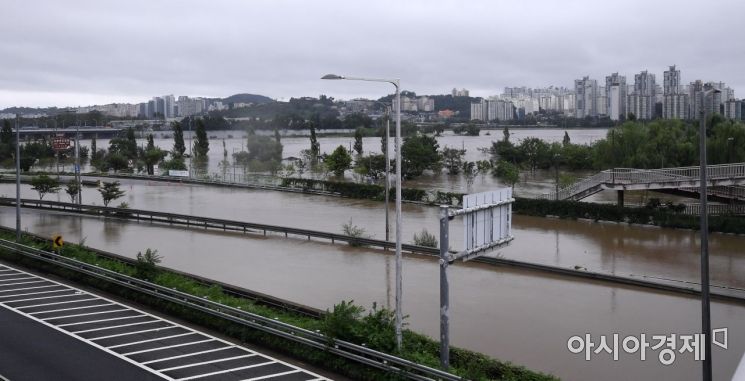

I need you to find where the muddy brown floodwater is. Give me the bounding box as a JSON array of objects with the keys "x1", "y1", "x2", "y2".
[{"x1": 0, "y1": 181, "x2": 743, "y2": 381}]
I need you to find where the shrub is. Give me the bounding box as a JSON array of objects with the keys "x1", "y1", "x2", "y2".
[
  {"x1": 342, "y1": 219, "x2": 368, "y2": 247},
  {"x1": 135, "y1": 248, "x2": 162, "y2": 280},
  {"x1": 412, "y1": 229, "x2": 438, "y2": 248}
]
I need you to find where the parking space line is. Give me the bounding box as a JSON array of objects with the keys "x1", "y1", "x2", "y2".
[
  {"x1": 17, "y1": 297, "x2": 98, "y2": 309},
  {"x1": 243, "y1": 370, "x2": 301, "y2": 381},
  {"x1": 57, "y1": 314, "x2": 147, "y2": 327},
  {"x1": 0, "y1": 285, "x2": 61, "y2": 295},
  {"x1": 142, "y1": 347, "x2": 234, "y2": 365},
  {"x1": 28, "y1": 302, "x2": 114, "y2": 315},
  {"x1": 107, "y1": 332, "x2": 196, "y2": 349},
  {"x1": 89, "y1": 326, "x2": 178, "y2": 341},
  {"x1": 41, "y1": 308, "x2": 131, "y2": 321},
  {"x1": 0, "y1": 288, "x2": 69, "y2": 299},
  {"x1": 0, "y1": 273, "x2": 24, "y2": 277},
  {"x1": 1, "y1": 291, "x2": 79, "y2": 303},
  {"x1": 71, "y1": 319, "x2": 160, "y2": 334},
  {"x1": 122, "y1": 339, "x2": 215, "y2": 356},
  {"x1": 159, "y1": 354, "x2": 257, "y2": 372},
  {"x1": 176, "y1": 361, "x2": 276, "y2": 381}
]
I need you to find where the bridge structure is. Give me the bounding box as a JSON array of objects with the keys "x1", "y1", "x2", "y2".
[
  {"x1": 14, "y1": 126, "x2": 123, "y2": 139},
  {"x1": 542, "y1": 163, "x2": 745, "y2": 206}
]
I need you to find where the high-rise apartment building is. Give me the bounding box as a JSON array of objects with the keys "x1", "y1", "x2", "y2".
[
  {"x1": 662, "y1": 65, "x2": 688, "y2": 119},
  {"x1": 663, "y1": 65, "x2": 681, "y2": 95},
  {"x1": 574, "y1": 76, "x2": 598, "y2": 118},
  {"x1": 627, "y1": 70, "x2": 656, "y2": 119},
  {"x1": 605, "y1": 73, "x2": 626, "y2": 121}
]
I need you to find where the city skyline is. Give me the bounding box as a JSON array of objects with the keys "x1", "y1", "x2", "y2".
[{"x1": 1, "y1": 0, "x2": 744, "y2": 109}]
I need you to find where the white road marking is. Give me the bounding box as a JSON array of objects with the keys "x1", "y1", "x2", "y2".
[
  {"x1": 122, "y1": 339, "x2": 215, "y2": 356},
  {"x1": 0, "y1": 292, "x2": 78, "y2": 304},
  {"x1": 176, "y1": 361, "x2": 276, "y2": 381},
  {"x1": 107, "y1": 332, "x2": 196, "y2": 349},
  {"x1": 243, "y1": 370, "x2": 301, "y2": 381},
  {"x1": 71, "y1": 320, "x2": 160, "y2": 334},
  {"x1": 0, "y1": 288, "x2": 68, "y2": 299},
  {"x1": 17, "y1": 297, "x2": 99, "y2": 309},
  {"x1": 141, "y1": 347, "x2": 233, "y2": 365},
  {"x1": 41, "y1": 308, "x2": 130, "y2": 321},
  {"x1": 28, "y1": 302, "x2": 114, "y2": 315},
  {"x1": 89, "y1": 326, "x2": 178, "y2": 341},
  {"x1": 57, "y1": 314, "x2": 147, "y2": 327},
  {"x1": 0, "y1": 264, "x2": 331, "y2": 381},
  {"x1": 159, "y1": 354, "x2": 256, "y2": 372}
]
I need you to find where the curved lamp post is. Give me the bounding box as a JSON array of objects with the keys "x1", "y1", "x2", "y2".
[
  {"x1": 699, "y1": 87, "x2": 721, "y2": 381},
  {"x1": 322, "y1": 74, "x2": 403, "y2": 349}
]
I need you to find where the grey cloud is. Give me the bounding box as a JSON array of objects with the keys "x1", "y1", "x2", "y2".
[{"x1": 0, "y1": 0, "x2": 743, "y2": 108}]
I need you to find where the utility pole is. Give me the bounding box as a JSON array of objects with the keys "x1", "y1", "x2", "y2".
[
  {"x1": 75, "y1": 121, "x2": 82, "y2": 205},
  {"x1": 15, "y1": 114, "x2": 21, "y2": 241}
]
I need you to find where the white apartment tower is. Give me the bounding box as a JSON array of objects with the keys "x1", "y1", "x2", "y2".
[
  {"x1": 627, "y1": 70, "x2": 656, "y2": 119},
  {"x1": 574, "y1": 76, "x2": 598, "y2": 118},
  {"x1": 605, "y1": 73, "x2": 626, "y2": 121},
  {"x1": 663, "y1": 65, "x2": 689, "y2": 120}
]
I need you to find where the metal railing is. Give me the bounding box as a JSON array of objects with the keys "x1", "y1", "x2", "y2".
[
  {"x1": 543, "y1": 163, "x2": 745, "y2": 200},
  {"x1": 0, "y1": 198, "x2": 433, "y2": 255},
  {"x1": 0, "y1": 238, "x2": 462, "y2": 381},
  {"x1": 4, "y1": 198, "x2": 745, "y2": 304}
]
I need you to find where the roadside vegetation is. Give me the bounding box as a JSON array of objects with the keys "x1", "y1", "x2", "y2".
[{"x1": 0, "y1": 229, "x2": 558, "y2": 381}]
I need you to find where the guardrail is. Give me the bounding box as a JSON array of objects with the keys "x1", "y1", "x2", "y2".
[
  {"x1": 3, "y1": 197, "x2": 745, "y2": 304},
  {"x1": 0, "y1": 198, "x2": 429, "y2": 254},
  {"x1": 0, "y1": 238, "x2": 462, "y2": 381}
]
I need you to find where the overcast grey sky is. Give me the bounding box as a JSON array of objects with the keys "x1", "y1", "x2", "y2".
[{"x1": 1, "y1": 0, "x2": 743, "y2": 109}]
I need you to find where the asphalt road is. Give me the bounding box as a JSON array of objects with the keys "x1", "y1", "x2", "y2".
[
  {"x1": 0, "y1": 264, "x2": 331, "y2": 381},
  {"x1": 0, "y1": 305, "x2": 164, "y2": 381}
]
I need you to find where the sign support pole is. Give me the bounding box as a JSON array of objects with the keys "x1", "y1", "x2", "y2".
[{"x1": 439, "y1": 205, "x2": 450, "y2": 370}]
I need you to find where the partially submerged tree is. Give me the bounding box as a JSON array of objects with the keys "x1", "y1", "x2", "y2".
[
  {"x1": 30, "y1": 175, "x2": 60, "y2": 200},
  {"x1": 99, "y1": 181, "x2": 126, "y2": 207}
]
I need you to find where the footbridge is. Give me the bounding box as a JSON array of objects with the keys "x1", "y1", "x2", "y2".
[{"x1": 542, "y1": 163, "x2": 745, "y2": 204}]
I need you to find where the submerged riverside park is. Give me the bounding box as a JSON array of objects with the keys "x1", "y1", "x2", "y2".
[{"x1": 2, "y1": 120, "x2": 745, "y2": 380}]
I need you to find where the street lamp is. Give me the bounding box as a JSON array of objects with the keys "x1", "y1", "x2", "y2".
[
  {"x1": 322, "y1": 73, "x2": 404, "y2": 349},
  {"x1": 698, "y1": 87, "x2": 721, "y2": 381},
  {"x1": 15, "y1": 114, "x2": 21, "y2": 241}
]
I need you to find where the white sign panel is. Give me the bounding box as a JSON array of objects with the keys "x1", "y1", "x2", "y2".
[
  {"x1": 463, "y1": 188, "x2": 512, "y2": 252},
  {"x1": 168, "y1": 170, "x2": 190, "y2": 177}
]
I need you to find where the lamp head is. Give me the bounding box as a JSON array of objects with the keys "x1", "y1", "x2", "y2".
[{"x1": 321, "y1": 74, "x2": 345, "y2": 80}]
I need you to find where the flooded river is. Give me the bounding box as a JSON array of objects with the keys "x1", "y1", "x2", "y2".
[{"x1": 0, "y1": 180, "x2": 743, "y2": 381}]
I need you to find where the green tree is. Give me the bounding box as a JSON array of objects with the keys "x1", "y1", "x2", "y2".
[
  {"x1": 65, "y1": 179, "x2": 80, "y2": 203},
  {"x1": 354, "y1": 154, "x2": 387, "y2": 180},
  {"x1": 563, "y1": 131, "x2": 571, "y2": 146},
  {"x1": 353, "y1": 128, "x2": 364, "y2": 156},
  {"x1": 503, "y1": 126, "x2": 510, "y2": 142},
  {"x1": 99, "y1": 181, "x2": 126, "y2": 207},
  {"x1": 91, "y1": 135, "x2": 97, "y2": 157},
  {"x1": 325, "y1": 145, "x2": 353, "y2": 177},
  {"x1": 125, "y1": 128, "x2": 138, "y2": 158},
  {"x1": 0, "y1": 120, "x2": 13, "y2": 160},
  {"x1": 518, "y1": 137, "x2": 550, "y2": 172},
  {"x1": 274, "y1": 128, "x2": 281, "y2": 143},
  {"x1": 401, "y1": 134, "x2": 441, "y2": 179},
  {"x1": 309, "y1": 122, "x2": 320, "y2": 165},
  {"x1": 193, "y1": 119, "x2": 209, "y2": 158},
  {"x1": 30, "y1": 175, "x2": 60, "y2": 200},
  {"x1": 493, "y1": 160, "x2": 519, "y2": 190},
  {"x1": 441, "y1": 147, "x2": 466, "y2": 175},
  {"x1": 172, "y1": 121, "x2": 186, "y2": 157},
  {"x1": 143, "y1": 141, "x2": 167, "y2": 175}
]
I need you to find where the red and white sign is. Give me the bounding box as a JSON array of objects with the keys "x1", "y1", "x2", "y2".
[{"x1": 52, "y1": 137, "x2": 70, "y2": 151}]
